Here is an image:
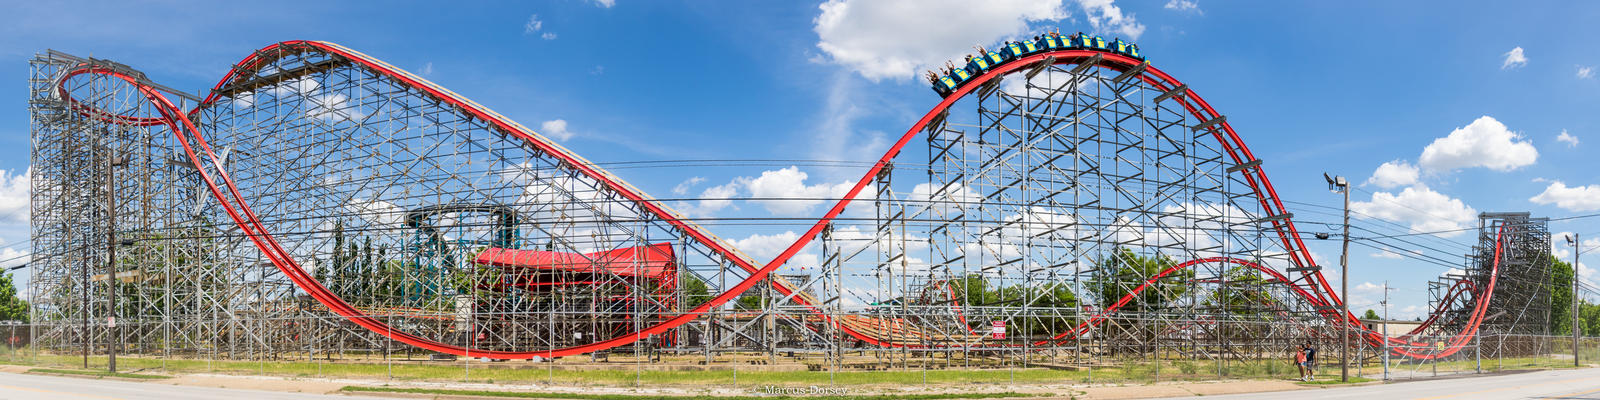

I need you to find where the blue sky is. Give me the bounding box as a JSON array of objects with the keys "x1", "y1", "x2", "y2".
[{"x1": 0, "y1": 0, "x2": 1597, "y2": 318}]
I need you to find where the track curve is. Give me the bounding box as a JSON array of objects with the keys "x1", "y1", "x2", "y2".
[{"x1": 55, "y1": 40, "x2": 1504, "y2": 360}]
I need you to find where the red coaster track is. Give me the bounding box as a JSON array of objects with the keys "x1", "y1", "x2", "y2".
[{"x1": 54, "y1": 40, "x2": 1502, "y2": 360}]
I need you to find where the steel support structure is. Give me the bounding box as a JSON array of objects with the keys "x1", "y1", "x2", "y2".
[{"x1": 23, "y1": 42, "x2": 1557, "y2": 373}]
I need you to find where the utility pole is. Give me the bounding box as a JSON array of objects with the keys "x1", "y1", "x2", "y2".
[
  {"x1": 1381, "y1": 281, "x2": 1390, "y2": 381},
  {"x1": 105, "y1": 151, "x2": 124, "y2": 373},
  {"x1": 1569, "y1": 234, "x2": 1580, "y2": 368},
  {"x1": 1324, "y1": 173, "x2": 1350, "y2": 382}
]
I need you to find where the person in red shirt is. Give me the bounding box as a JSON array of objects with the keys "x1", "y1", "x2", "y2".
[{"x1": 1293, "y1": 348, "x2": 1308, "y2": 381}]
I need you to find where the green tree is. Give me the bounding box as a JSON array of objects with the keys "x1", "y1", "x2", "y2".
[
  {"x1": 1581, "y1": 300, "x2": 1600, "y2": 337},
  {"x1": 1087, "y1": 248, "x2": 1192, "y2": 311},
  {"x1": 1206, "y1": 265, "x2": 1280, "y2": 317},
  {"x1": 681, "y1": 274, "x2": 712, "y2": 306},
  {"x1": 1362, "y1": 309, "x2": 1381, "y2": 320},
  {"x1": 949, "y1": 273, "x2": 1080, "y2": 336},
  {"x1": 0, "y1": 270, "x2": 26, "y2": 322},
  {"x1": 735, "y1": 293, "x2": 765, "y2": 310},
  {"x1": 1551, "y1": 255, "x2": 1575, "y2": 335}
]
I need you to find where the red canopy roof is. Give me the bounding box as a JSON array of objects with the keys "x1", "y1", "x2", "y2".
[{"x1": 474, "y1": 243, "x2": 675, "y2": 279}]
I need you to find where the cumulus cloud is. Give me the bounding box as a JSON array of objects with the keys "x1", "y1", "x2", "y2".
[
  {"x1": 672, "y1": 177, "x2": 705, "y2": 196},
  {"x1": 592, "y1": 0, "x2": 615, "y2": 8},
  {"x1": 1163, "y1": 0, "x2": 1199, "y2": 13},
  {"x1": 730, "y1": 231, "x2": 825, "y2": 271},
  {"x1": 1418, "y1": 116, "x2": 1537, "y2": 172},
  {"x1": 0, "y1": 246, "x2": 26, "y2": 269},
  {"x1": 744, "y1": 166, "x2": 855, "y2": 216},
  {"x1": 812, "y1": 0, "x2": 1070, "y2": 81},
  {"x1": 669, "y1": 167, "x2": 864, "y2": 219},
  {"x1": 1530, "y1": 181, "x2": 1600, "y2": 211},
  {"x1": 541, "y1": 32, "x2": 557, "y2": 40},
  {"x1": 1078, "y1": 0, "x2": 1146, "y2": 39},
  {"x1": 1351, "y1": 186, "x2": 1477, "y2": 237},
  {"x1": 1579, "y1": 65, "x2": 1593, "y2": 79},
  {"x1": 1365, "y1": 160, "x2": 1419, "y2": 189},
  {"x1": 677, "y1": 181, "x2": 741, "y2": 218},
  {"x1": 732, "y1": 231, "x2": 801, "y2": 260},
  {"x1": 343, "y1": 197, "x2": 403, "y2": 227},
  {"x1": 1550, "y1": 232, "x2": 1600, "y2": 260},
  {"x1": 524, "y1": 14, "x2": 544, "y2": 34},
  {"x1": 1502, "y1": 47, "x2": 1527, "y2": 69},
  {"x1": 540, "y1": 119, "x2": 575, "y2": 141},
  {"x1": 306, "y1": 93, "x2": 368, "y2": 122},
  {"x1": 0, "y1": 169, "x2": 27, "y2": 224},
  {"x1": 1370, "y1": 248, "x2": 1404, "y2": 259},
  {"x1": 1557, "y1": 130, "x2": 1579, "y2": 147}
]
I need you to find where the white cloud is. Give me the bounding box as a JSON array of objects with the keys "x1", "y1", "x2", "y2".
[
  {"x1": 421, "y1": 62, "x2": 433, "y2": 76},
  {"x1": 1397, "y1": 305, "x2": 1424, "y2": 320},
  {"x1": 672, "y1": 177, "x2": 705, "y2": 196},
  {"x1": 679, "y1": 181, "x2": 741, "y2": 218},
  {"x1": 1578, "y1": 65, "x2": 1594, "y2": 79},
  {"x1": 592, "y1": 0, "x2": 615, "y2": 8},
  {"x1": 1354, "y1": 282, "x2": 1382, "y2": 293},
  {"x1": 812, "y1": 0, "x2": 1069, "y2": 81},
  {"x1": 732, "y1": 231, "x2": 801, "y2": 260},
  {"x1": 524, "y1": 14, "x2": 544, "y2": 34},
  {"x1": 1557, "y1": 130, "x2": 1579, "y2": 147},
  {"x1": 1365, "y1": 160, "x2": 1419, "y2": 189},
  {"x1": 1163, "y1": 0, "x2": 1199, "y2": 13},
  {"x1": 1351, "y1": 186, "x2": 1477, "y2": 237},
  {"x1": 1502, "y1": 47, "x2": 1527, "y2": 69},
  {"x1": 1418, "y1": 116, "x2": 1537, "y2": 172},
  {"x1": 1550, "y1": 232, "x2": 1600, "y2": 260},
  {"x1": 306, "y1": 93, "x2": 367, "y2": 122},
  {"x1": 744, "y1": 166, "x2": 854, "y2": 216},
  {"x1": 0, "y1": 247, "x2": 26, "y2": 269},
  {"x1": 808, "y1": 70, "x2": 889, "y2": 171},
  {"x1": 541, "y1": 32, "x2": 557, "y2": 40},
  {"x1": 1552, "y1": 232, "x2": 1572, "y2": 259},
  {"x1": 1078, "y1": 0, "x2": 1146, "y2": 39},
  {"x1": 343, "y1": 197, "x2": 403, "y2": 227},
  {"x1": 1370, "y1": 248, "x2": 1404, "y2": 259},
  {"x1": 1529, "y1": 181, "x2": 1600, "y2": 211},
  {"x1": 0, "y1": 169, "x2": 28, "y2": 224},
  {"x1": 540, "y1": 119, "x2": 575, "y2": 141},
  {"x1": 729, "y1": 231, "x2": 824, "y2": 271}
]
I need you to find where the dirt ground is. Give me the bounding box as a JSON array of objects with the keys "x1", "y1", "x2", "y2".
[
  {"x1": 1071, "y1": 380, "x2": 1305, "y2": 399},
  {"x1": 0, "y1": 363, "x2": 1315, "y2": 399}
]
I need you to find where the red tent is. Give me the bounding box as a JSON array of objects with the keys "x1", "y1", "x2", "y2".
[{"x1": 474, "y1": 243, "x2": 675, "y2": 279}]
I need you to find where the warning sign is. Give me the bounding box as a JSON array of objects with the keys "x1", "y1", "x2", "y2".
[{"x1": 991, "y1": 321, "x2": 1006, "y2": 339}]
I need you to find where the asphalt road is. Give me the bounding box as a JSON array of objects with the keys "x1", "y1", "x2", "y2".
[
  {"x1": 0, "y1": 372, "x2": 375, "y2": 400},
  {"x1": 1178, "y1": 367, "x2": 1600, "y2": 400}
]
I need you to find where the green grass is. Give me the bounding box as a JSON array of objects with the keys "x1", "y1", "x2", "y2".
[
  {"x1": 341, "y1": 386, "x2": 1040, "y2": 399},
  {"x1": 0, "y1": 352, "x2": 1327, "y2": 386},
  {"x1": 28, "y1": 368, "x2": 170, "y2": 379},
  {"x1": 0, "y1": 349, "x2": 1589, "y2": 388}
]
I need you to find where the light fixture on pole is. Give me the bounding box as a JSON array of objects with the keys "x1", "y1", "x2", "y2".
[{"x1": 1324, "y1": 172, "x2": 1350, "y2": 383}]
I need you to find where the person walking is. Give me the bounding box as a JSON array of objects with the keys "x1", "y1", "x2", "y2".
[
  {"x1": 1293, "y1": 347, "x2": 1308, "y2": 381},
  {"x1": 1302, "y1": 342, "x2": 1318, "y2": 381}
]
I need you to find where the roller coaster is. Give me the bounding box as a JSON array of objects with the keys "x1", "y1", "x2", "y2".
[{"x1": 26, "y1": 34, "x2": 1556, "y2": 369}]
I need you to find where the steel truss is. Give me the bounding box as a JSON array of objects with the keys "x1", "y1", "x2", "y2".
[{"x1": 24, "y1": 42, "x2": 1549, "y2": 372}]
